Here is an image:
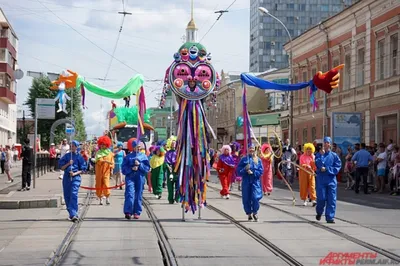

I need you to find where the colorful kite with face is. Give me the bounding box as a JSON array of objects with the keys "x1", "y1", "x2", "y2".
[{"x1": 159, "y1": 42, "x2": 220, "y2": 215}]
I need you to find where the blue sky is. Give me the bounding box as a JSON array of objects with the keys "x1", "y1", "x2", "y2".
[{"x1": 2, "y1": 0, "x2": 249, "y2": 136}]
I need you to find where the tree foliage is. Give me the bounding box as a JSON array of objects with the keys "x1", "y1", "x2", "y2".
[{"x1": 24, "y1": 77, "x2": 87, "y2": 148}]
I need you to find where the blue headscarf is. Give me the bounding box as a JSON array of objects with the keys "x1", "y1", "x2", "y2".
[
  {"x1": 323, "y1": 136, "x2": 332, "y2": 144},
  {"x1": 117, "y1": 141, "x2": 123, "y2": 148},
  {"x1": 131, "y1": 140, "x2": 138, "y2": 148},
  {"x1": 71, "y1": 140, "x2": 80, "y2": 147},
  {"x1": 157, "y1": 140, "x2": 166, "y2": 146}
]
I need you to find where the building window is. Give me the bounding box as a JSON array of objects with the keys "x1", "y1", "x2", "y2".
[
  {"x1": 275, "y1": 29, "x2": 283, "y2": 37},
  {"x1": 320, "y1": 5, "x2": 329, "y2": 11},
  {"x1": 287, "y1": 17, "x2": 294, "y2": 24},
  {"x1": 287, "y1": 3, "x2": 294, "y2": 10},
  {"x1": 356, "y1": 48, "x2": 365, "y2": 86},
  {"x1": 390, "y1": 34, "x2": 398, "y2": 76},
  {"x1": 156, "y1": 118, "x2": 162, "y2": 127},
  {"x1": 311, "y1": 127, "x2": 316, "y2": 141},
  {"x1": 344, "y1": 54, "x2": 351, "y2": 90},
  {"x1": 303, "y1": 128, "x2": 308, "y2": 144},
  {"x1": 0, "y1": 74, "x2": 10, "y2": 89},
  {"x1": 0, "y1": 49, "x2": 6, "y2": 62},
  {"x1": 299, "y1": 4, "x2": 306, "y2": 11},
  {"x1": 377, "y1": 39, "x2": 385, "y2": 80}
]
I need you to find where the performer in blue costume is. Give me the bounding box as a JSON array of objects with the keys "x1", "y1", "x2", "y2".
[
  {"x1": 122, "y1": 140, "x2": 151, "y2": 220},
  {"x1": 315, "y1": 136, "x2": 342, "y2": 223},
  {"x1": 113, "y1": 142, "x2": 126, "y2": 190},
  {"x1": 58, "y1": 140, "x2": 86, "y2": 222},
  {"x1": 237, "y1": 144, "x2": 263, "y2": 222}
]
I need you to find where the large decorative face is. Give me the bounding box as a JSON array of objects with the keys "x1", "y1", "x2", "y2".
[{"x1": 168, "y1": 42, "x2": 218, "y2": 100}]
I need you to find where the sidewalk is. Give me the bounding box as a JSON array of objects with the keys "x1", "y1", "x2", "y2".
[
  {"x1": 0, "y1": 173, "x2": 92, "y2": 265},
  {"x1": 0, "y1": 161, "x2": 23, "y2": 191},
  {"x1": 0, "y1": 171, "x2": 65, "y2": 209}
]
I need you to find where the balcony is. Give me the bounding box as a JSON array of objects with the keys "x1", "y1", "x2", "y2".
[
  {"x1": 0, "y1": 28, "x2": 17, "y2": 57},
  {"x1": 0, "y1": 87, "x2": 16, "y2": 104}
]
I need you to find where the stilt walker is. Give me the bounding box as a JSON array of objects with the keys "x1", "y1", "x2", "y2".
[{"x1": 160, "y1": 42, "x2": 220, "y2": 220}]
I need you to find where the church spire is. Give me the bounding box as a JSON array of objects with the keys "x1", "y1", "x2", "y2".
[{"x1": 186, "y1": 0, "x2": 197, "y2": 42}]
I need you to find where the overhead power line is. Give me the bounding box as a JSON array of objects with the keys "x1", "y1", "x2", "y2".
[
  {"x1": 36, "y1": 0, "x2": 144, "y2": 77},
  {"x1": 198, "y1": 0, "x2": 237, "y2": 43}
]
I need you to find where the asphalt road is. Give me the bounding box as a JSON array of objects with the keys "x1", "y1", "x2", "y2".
[{"x1": 209, "y1": 173, "x2": 400, "y2": 238}]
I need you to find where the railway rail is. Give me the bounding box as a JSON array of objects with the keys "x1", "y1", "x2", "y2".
[{"x1": 207, "y1": 182, "x2": 400, "y2": 263}]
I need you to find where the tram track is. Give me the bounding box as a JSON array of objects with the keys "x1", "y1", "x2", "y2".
[
  {"x1": 207, "y1": 182, "x2": 400, "y2": 263},
  {"x1": 206, "y1": 204, "x2": 304, "y2": 266},
  {"x1": 45, "y1": 174, "x2": 94, "y2": 266},
  {"x1": 142, "y1": 197, "x2": 178, "y2": 266}
]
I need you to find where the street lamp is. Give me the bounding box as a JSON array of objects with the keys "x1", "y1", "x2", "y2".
[{"x1": 258, "y1": 7, "x2": 294, "y2": 143}]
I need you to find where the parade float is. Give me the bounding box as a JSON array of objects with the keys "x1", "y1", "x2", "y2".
[{"x1": 107, "y1": 103, "x2": 154, "y2": 152}]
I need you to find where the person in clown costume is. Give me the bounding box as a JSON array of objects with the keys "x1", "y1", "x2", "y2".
[
  {"x1": 150, "y1": 146, "x2": 166, "y2": 199},
  {"x1": 122, "y1": 140, "x2": 150, "y2": 220},
  {"x1": 260, "y1": 143, "x2": 273, "y2": 196},
  {"x1": 164, "y1": 139, "x2": 178, "y2": 204},
  {"x1": 315, "y1": 137, "x2": 342, "y2": 223},
  {"x1": 217, "y1": 145, "x2": 236, "y2": 199},
  {"x1": 299, "y1": 143, "x2": 317, "y2": 206},
  {"x1": 229, "y1": 142, "x2": 242, "y2": 191},
  {"x1": 113, "y1": 142, "x2": 126, "y2": 190},
  {"x1": 95, "y1": 136, "x2": 115, "y2": 205},
  {"x1": 147, "y1": 145, "x2": 155, "y2": 193},
  {"x1": 58, "y1": 140, "x2": 86, "y2": 222}
]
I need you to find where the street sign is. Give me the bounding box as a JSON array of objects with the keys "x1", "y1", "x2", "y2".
[
  {"x1": 66, "y1": 126, "x2": 75, "y2": 135},
  {"x1": 36, "y1": 98, "x2": 55, "y2": 119}
]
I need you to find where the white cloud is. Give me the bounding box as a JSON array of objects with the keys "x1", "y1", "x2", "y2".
[{"x1": 5, "y1": 0, "x2": 250, "y2": 138}]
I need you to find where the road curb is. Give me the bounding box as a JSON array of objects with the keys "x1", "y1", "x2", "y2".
[{"x1": 0, "y1": 196, "x2": 61, "y2": 209}]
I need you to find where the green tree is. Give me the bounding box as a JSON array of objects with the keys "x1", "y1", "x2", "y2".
[{"x1": 24, "y1": 77, "x2": 86, "y2": 148}]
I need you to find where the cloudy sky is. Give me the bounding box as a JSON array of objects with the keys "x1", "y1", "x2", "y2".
[{"x1": 2, "y1": 0, "x2": 249, "y2": 137}]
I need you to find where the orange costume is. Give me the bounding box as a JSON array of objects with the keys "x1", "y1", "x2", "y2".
[
  {"x1": 260, "y1": 143, "x2": 273, "y2": 195},
  {"x1": 299, "y1": 143, "x2": 316, "y2": 205},
  {"x1": 95, "y1": 136, "x2": 115, "y2": 202}
]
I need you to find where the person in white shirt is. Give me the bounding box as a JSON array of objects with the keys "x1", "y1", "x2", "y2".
[
  {"x1": 375, "y1": 143, "x2": 387, "y2": 193},
  {"x1": 59, "y1": 139, "x2": 70, "y2": 179}
]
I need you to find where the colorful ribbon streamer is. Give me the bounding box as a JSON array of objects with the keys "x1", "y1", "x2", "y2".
[{"x1": 174, "y1": 99, "x2": 210, "y2": 214}]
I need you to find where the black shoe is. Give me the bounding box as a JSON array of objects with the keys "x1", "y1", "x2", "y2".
[
  {"x1": 248, "y1": 215, "x2": 253, "y2": 221},
  {"x1": 71, "y1": 216, "x2": 79, "y2": 223},
  {"x1": 326, "y1": 220, "x2": 335, "y2": 224},
  {"x1": 355, "y1": 190, "x2": 359, "y2": 194},
  {"x1": 125, "y1": 214, "x2": 132, "y2": 220},
  {"x1": 26, "y1": 187, "x2": 30, "y2": 191},
  {"x1": 252, "y1": 213, "x2": 259, "y2": 222},
  {"x1": 18, "y1": 188, "x2": 26, "y2": 191},
  {"x1": 316, "y1": 214, "x2": 321, "y2": 221}
]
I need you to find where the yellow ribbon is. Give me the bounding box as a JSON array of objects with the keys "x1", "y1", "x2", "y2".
[{"x1": 271, "y1": 131, "x2": 282, "y2": 159}]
